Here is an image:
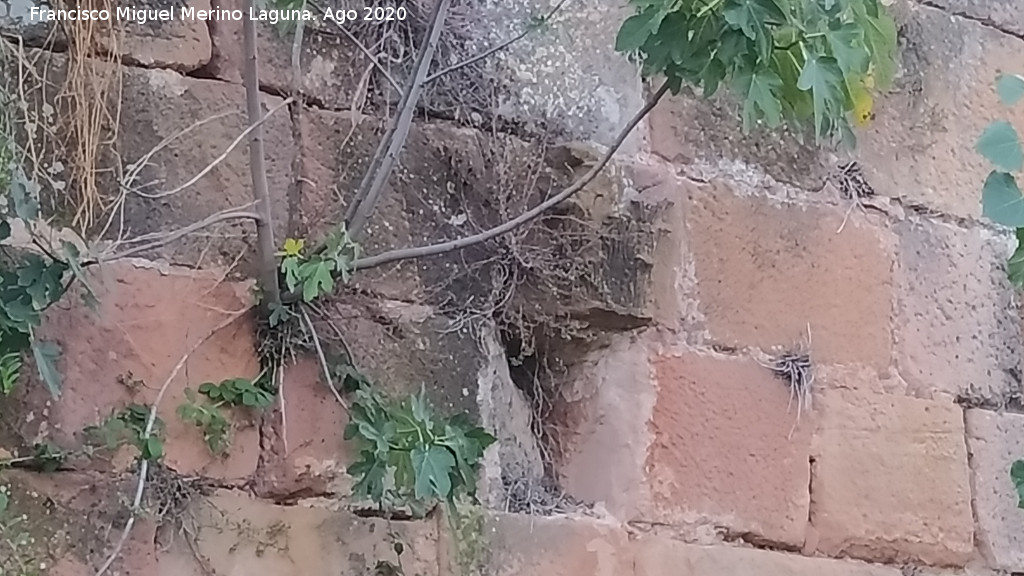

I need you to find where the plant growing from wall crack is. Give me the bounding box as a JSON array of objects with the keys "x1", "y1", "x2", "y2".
[{"x1": 177, "y1": 374, "x2": 275, "y2": 456}]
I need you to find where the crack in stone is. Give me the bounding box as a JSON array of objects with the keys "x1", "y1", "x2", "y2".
[{"x1": 911, "y1": 0, "x2": 1024, "y2": 42}]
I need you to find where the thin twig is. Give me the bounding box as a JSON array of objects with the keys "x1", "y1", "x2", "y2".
[
  {"x1": 96, "y1": 207, "x2": 261, "y2": 263},
  {"x1": 300, "y1": 306, "x2": 349, "y2": 412},
  {"x1": 345, "y1": 0, "x2": 452, "y2": 238},
  {"x1": 93, "y1": 310, "x2": 250, "y2": 576},
  {"x1": 423, "y1": 0, "x2": 570, "y2": 84},
  {"x1": 349, "y1": 80, "x2": 670, "y2": 271},
  {"x1": 243, "y1": 1, "x2": 282, "y2": 311}
]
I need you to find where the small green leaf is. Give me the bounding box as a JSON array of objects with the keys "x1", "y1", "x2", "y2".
[
  {"x1": 31, "y1": 339, "x2": 62, "y2": 399},
  {"x1": 0, "y1": 221, "x2": 9, "y2": 242},
  {"x1": 982, "y1": 171, "x2": 1024, "y2": 227},
  {"x1": 1011, "y1": 459, "x2": 1024, "y2": 508},
  {"x1": 411, "y1": 445, "x2": 455, "y2": 501},
  {"x1": 1008, "y1": 229, "x2": 1024, "y2": 288},
  {"x1": 976, "y1": 120, "x2": 1023, "y2": 172},
  {"x1": 144, "y1": 436, "x2": 164, "y2": 461},
  {"x1": 996, "y1": 74, "x2": 1024, "y2": 107},
  {"x1": 10, "y1": 167, "x2": 40, "y2": 223}
]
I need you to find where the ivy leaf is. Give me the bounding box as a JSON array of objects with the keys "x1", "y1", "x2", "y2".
[
  {"x1": 348, "y1": 450, "x2": 387, "y2": 503},
  {"x1": 1008, "y1": 229, "x2": 1024, "y2": 288},
  {"x1": 996, "y1": 74, "x2": 1024, "y2": 107},
  {"x1": 825, "y1": 23, "x2": 870, "y2": 77},
  {"x1": 31, "y1": 339, "x2": 62, "y2": 399},
  {"x1": 976, "y1": 120, "x2": 1023, "y2": 172},
  {"x1": 797, "y1": 52, "x2": 845, "y2": 139},
  {"x1": 852, "y1": 3, "x2": 898, "y2": 87},
  {"x1": 734, "y1": 63, "x2": 784, "y2": 132},
  {"x1": 411, "y1": 445, "x2": 455, "y2": 501},
  {"x1": 615, "y1": 6, "x2": 665, "y2": 53},
  {"x1": 723, "y1": 0, "x2": 784, "y2": 62},
  {"x1": 1012, "y1": 459, "x2": 1024, "y2": 508},
  {"x1": 981, "y1": 171, "x2": 1024, "y2": 227},
  {"x1": 300, "y1": 261, "x2": 334, "y2": 302}
]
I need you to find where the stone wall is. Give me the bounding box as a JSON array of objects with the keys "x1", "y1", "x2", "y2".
[{"x1": 1, "y1": 0, "x2": 1024, "y2": 575}]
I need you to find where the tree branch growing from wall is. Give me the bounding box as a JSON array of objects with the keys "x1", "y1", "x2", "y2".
[{"x1": 243, "y1": 0, "x2": 282, "y2": 312}]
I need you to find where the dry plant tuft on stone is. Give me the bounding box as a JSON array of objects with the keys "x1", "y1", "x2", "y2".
[{"x1": 756, "y1": 325, "x2": 814, "y2": 438}]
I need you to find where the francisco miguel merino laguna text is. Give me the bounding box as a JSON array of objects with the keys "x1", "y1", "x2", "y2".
[{"x1": 29, "y1": 6, "x2": 315, "y2": 24}]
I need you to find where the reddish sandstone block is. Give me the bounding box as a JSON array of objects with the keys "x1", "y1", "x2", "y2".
[
  {"x1": 634, "y1": 538, "x2": 901, "y2": 576},
  {"x1": 894, "y1": 218, "x2": 1020, "y2": 401},
  {"x1": 4, "y1": 262, "x2": 261, "y2": 481},
  {"x1": 810, "y1": 388, "x2": 973, "y2": 566},
  {"x1": 965, "y1": 409, "x2": 1024, "y2": 571},
  {"x1": 645, "y1": 351, "x2": 812, "y2": 547},
  {"x1": 684, "y1": 181, "x2": 893, "y2": 369},
  {"x1": 460, "y1": 511, "x2": 633, "y2": 576}
]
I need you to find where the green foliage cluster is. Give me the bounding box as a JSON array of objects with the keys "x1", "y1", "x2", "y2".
[
  {"x1": 277, "y1": 227, "x2": 361, "y2": 307},
  {"x1": 345, "y1": 383, "x2": 495, "y2": 517},
  {"x1": 0, "y1": 168, "x2": 93, "y2": 400},
  {"x1": 177, "y1": 374, "x2": 275, "y2": 456},
  {"x1": 85, "y1": 404, "x2": 166, "y2": 462},
  {"x1": 616, "y1": 0, "x2": 898, "y2": 145},
  {"x1": 975, "y1": 74, "x2": 1024, "y2": 285}
]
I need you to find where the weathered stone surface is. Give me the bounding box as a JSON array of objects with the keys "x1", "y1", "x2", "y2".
[
  {"x1": 684, "y1": 180, "x2": 894, "y2": 369},
  {"x1": 451, "y1": 511, "x2": 633, "y2": 576},
  {"x1": 557, "y1": 331, "x2": 655, "y2": 522},
  {"x1": 189, "y1": 490, "x2": 439, "y2": 576},
  {"x1": 204, "y1": 0, "x2": 366, "y2": 109},
  {"x1": 915, "y1": 0, "x2": 1024, "y2": 52},
  {"x1": 6, "y1": 51, "x2": 295, "y2": 272},
  {"x1": 0, "y1": 0, "x2": 211, "y2": 71},
  {"x1": 853, "y1": 3, "x2": 1024, "y2": 219},
  {"x1": 965, "y1": 409, "x2": 1024, "y2": 571},
  {"x1": 633, "y1": 539, "x2": 901, "y2": 576},
  {"x1": 0, "y1": 262, "x2": 261, "y2": 480},
  {"x1": 466, "y1": 0, "x2": 647, "y2": 153},
  {"x1": 894, "y1": 218, "x2": 1021, "y2": 401},
  {"x1": 645, "y1": 350, "x2": 812, "y2": 547},
  {"x1": 810, "y1": 388, "x2": 973, "y2": 566},
  {"x1": 0, "y1": 470, "x2": 157, "y2": 576},
  {"x1": 648, "y1": 92, "x2": 833, "y2": 192}
]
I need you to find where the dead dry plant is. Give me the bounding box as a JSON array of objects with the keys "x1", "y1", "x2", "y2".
[{"x1": 54, "y1": 0, "x2": 122, "y2": 232}]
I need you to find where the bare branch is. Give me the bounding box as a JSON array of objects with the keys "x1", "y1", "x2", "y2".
[
  {"x1": 424, "y1": 0, "x2": 570, "y2": 84},
  {"x1": 126, "y1": 98, "x2": 293, "y2": 201},
  {"x1": 93, "y1": 309, "x2": 250, "y2": 576},
  {"x1": 243, "y1": 2, "x2": 282, "y2": 310},
  {"x1": 97, "y1": 206, "x2": 261, "y2": 263},
  {"x1": 300, "y1": 306, "x2": 349, "y2": 412},
  {"x1": 345, "y1": 0, "x2": 452, "y2": 239},
  {"x1": 350, "y1": 80, "x2": 670, "y2": 272}
]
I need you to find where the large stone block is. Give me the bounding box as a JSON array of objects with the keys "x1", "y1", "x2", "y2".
[
  {"x1": 0, "y1": 470, "x2": 157, "y2": 576},
  {"x1": 683, "y1": 181, "x2": 894, "y2": 369},
  {"x1": 0, "y1": 261, "x2": 261, "y2": 481},
  {"x1": 965, "y1": 409, "x2": 1024, "y2": 571},
  {"x1": 633, "y1": 539, "x2": 901, "y2": 576},
  {"x1": 894, "y1": 218, "x2": 1021, "y2": 401},
  {"x1": 188, "y1": 490, "x2": 439, "y2": 576},
  {"x1": 853, "y1": 3, "x2": 1024, "y2": 219},
  {"x1": 810, "y1": 388, "x2": 973, "y2": 566},
  {"x1": 447, "y1": 511, "x2": 633, "y2": 576},
  {"x1": 644, "y1": 350, "x2": 812, "y2": 547},
  {"x1": 0, "y1": 0, "x2": 212, "y2": 72}
]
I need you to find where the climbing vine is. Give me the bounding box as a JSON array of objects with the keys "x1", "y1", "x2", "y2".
[{"x1": 616, "y1": 0, "x2": 898, "y2": 145}]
